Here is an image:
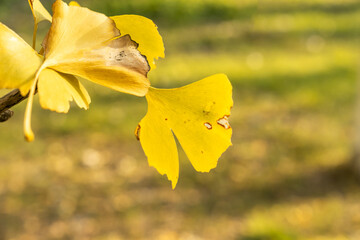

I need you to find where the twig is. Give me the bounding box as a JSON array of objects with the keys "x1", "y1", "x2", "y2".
[{"x1": 0, "y1": 89, "x2": 28, "y2": 122}]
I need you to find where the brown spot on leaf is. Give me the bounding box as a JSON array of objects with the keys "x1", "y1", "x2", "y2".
[
  {"x1": 203, "y1": 101, "x2": 216, "y2": 115},
  {"x1": 135, "y1": 124, "x2": 141, "y2": 140},
  {"x1": 115, "y1": 51, "x2": 126, "y2": 61},
  {"x1": 204, "y1": 122, "x2": 212, "y2": 130},
  {"x1": 217, "y1": 115, "x2": 231, "y2": 129},
  {"x1": 165, "y1": 118, "x2": 168, "y2": 121}
]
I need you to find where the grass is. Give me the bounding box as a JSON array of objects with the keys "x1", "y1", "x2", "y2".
[{"x1": 0, "y1": 0, "x2": 359, "y2": 239}]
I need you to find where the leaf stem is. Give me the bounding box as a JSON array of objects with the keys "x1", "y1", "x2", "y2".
[
  {"x1": 24, "y1": 65, "x2": 45, "y2": 142},
  {"x1": 32, "y1": 23, "x2": 38, "y2": 49}
]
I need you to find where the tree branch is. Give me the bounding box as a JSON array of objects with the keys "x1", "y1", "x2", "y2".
[{"x1": 0, "y1": 89, "x2": 28, "y2": 122}]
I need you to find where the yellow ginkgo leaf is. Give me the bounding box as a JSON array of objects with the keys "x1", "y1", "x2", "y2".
[
  {"x1": 136, "y1": 111, "x2": 179, "y2": 188},
  {"x1": 111, "y1": 15, "x2": 165, "y2": 70},
  {"x1": 28, "y1": 0, "x2": 52, "y2": 23},
  {"x1": 38, "y1": 69, "x2": 90, "y2": 113},
  {"x1": 0, "y1": 22, "x2": 43, "y2": 95},
  {"x1": 138, "y1": 74, "x2": 233, "y2": 188},
  {"x1": 42, "y1": 0, "x2": 150, "y2": 97},
  {"x1": 28, "y1": 0, "x2": 52, "y2": 48}
]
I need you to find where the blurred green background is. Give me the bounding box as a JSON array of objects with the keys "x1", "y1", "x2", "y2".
[{"x1": 0, "y1": 0, "x2": 360, "y2": 239}]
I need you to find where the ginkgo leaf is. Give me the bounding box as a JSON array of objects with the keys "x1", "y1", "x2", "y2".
[
  {"x1": 46, "y1": 35, "x2": 150, "y2": 96},
  {"x1": 28, "y1": 0, "x2": 52, "y2": 23},
  {"x1": 0, "y1": 22, "x2": 43, "y2": 95},
  {"x1": 136, "y1": 112, "x2": 179, "y2": 189},
  {"x1": 59, "y1": 4, "x2": 164, "y2": 70},
  {"x1": 42, "y1": 0, "x2": 150, "y2": 96},
  {"x1": 38, "y1": 69, "x2": 90, "y2": 113},
  {"x1": 111, "y1": 15, "x2": 165, "y2": 70},
  {"x1": 138, "y1": 74, "x2": 233, "y2": 188},
  {"x1": 28, "y1": 0, "x2": 52, "y2": 48},
  {"x1": 42, "y1": 0, "x2": 117, "y2": 58}
]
